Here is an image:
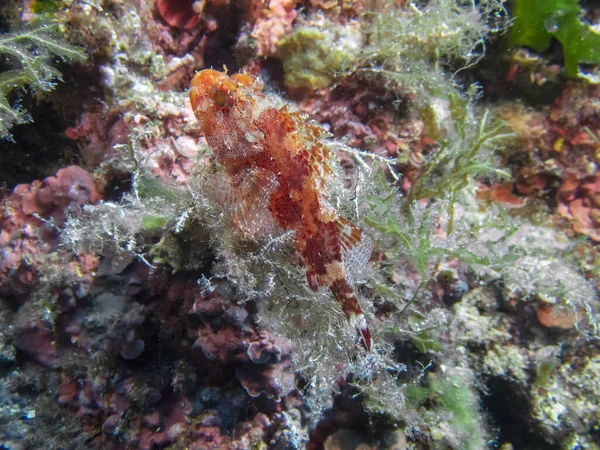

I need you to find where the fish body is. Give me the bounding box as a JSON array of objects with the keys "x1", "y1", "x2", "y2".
[{"x1": 190, "y1": 69, "x2": 372, "y2": 350}]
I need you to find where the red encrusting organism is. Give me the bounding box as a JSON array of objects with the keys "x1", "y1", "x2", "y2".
[{"x1": 190, "y1": 69, "x2": 372, "y2": 351}]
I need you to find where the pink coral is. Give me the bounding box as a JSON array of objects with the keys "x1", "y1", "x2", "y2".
[
  {"x1": 191, "y1": 287, "x2": 297, "y2": 401},
  {"x1": 156, "y1": 0, "x2": 201, "y2": 29},
  {"x1": 477, "y1": 182, "x2": 528, "y2": 209},
  {"x1": 235, "y1": 333, "x2": 295, "y2": 400},
  {"x1": 66, "y1": 108, "x2": 130, "y2": 169},
  {"x1": 250, "y1": 0, "x2": 298, "y2": 57},
  {"x1": 557, "y1": 173, "x2": 600, "y2": 241},
  {"x1": 3, "y1": 247, "x2": 306, "y2": 448},
  {"x1": 0, "y1": 166, "x2": 100, "y2": 297},
  {"x1": 68, "y1": 98, "x2": 203, "y2": 188},
  {"x1": 496, "y1": 83, "x2": 600, "y2": 240},
  {"x1": 14, "y1": 319, "x2": 62, "y2": 368},
  {"x1": 19, "y1": 166, "x2": 99, "y2": 224},
  {"x1": 300, "y1": 76, "x2": 424, "y2": 158}
]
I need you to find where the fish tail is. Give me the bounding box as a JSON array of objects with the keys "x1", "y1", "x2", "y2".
[
  {"x1": 301, "y1": 217, "x2": 373, "y2": 351},
  {"x1": 330, "y1": 279, "x2": 372, "y2": 352}
]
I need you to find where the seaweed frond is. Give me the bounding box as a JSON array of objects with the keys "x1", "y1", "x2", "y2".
[
  {"x1": 407, "y1": 105, "x2": 513, "y2": 234},
  {"x1": 0, "y1": 18, "x2": 87, "y2": 140},
  {"x1": 508, "y1": 0, "x2": 600, "y2": 80}
]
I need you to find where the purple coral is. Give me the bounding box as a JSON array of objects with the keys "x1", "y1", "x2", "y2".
[
  {"x1": 0, "y1": 166, "x2": 100, "y2": 298},
  {"x1": 235, "y1": 333, "x2": 296, "y2": 400}
]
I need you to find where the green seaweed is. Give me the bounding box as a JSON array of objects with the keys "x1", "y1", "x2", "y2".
[
  {"x1": 0, "y1": 19, "x2": 87, "y2": 140},
  {"x1": 407, "y1": 316, "x2": 444, "y2": 353},
  {"x1": 366, "y1": 176, "x2": 519, "y2": 283},
  {"x1": 348, "y1": 0, "x2": 512, "y2": 238},
  {"x1": 32, "y1": 0, "x2": 61, "y2": 14},
  {"x1": 142, "y1": 215, "x2": 167, "y2": 231},
  {"x1": 406, "y1": 107, "x2": 513, "y2": 234},
  {"x1": 508, "y1": 0, "x2": 600, "y2": 78},
  {"x1": 416, "y1": 373, "x2": 485, "y2": 450}
]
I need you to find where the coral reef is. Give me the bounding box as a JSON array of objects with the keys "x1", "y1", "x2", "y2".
[
  {"x1": 0, "y1": 166, "x2": 99, "y2": 298},
  {"x1": 557, "y1": 172, "x2": 600, "y2": 241},
  {"x1": 156, "y1": 0, "x2": 202, "y2": 29},
  {"x1": 0, "y1": 0, "x2": 599, "y2": 449},
  {"x1": 248, "y1": 0, "x2": 298, "y2": 57},
  {"x1": 277, "y1": 15, "x2": 363, "y2": 90},
  {"x1": 497, "y1": 82, "x2": 600, "y2": 241}
]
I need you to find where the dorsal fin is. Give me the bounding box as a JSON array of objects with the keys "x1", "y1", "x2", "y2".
[
  {"x1": 335, "y1": 217, "x2": 372, "y2": 286},
  {"x1": 211, "y1": 168, "x2": 279, "y2": 237}
]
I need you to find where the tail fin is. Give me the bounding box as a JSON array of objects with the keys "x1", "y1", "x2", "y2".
[
  {"x1": 300, "y1": 217, "x2": 372, "y2": 350},
  {"x1": 330, "y1": 279, "x2": 372, "y2": 352},
  {"x1": 335, "y1": 217, "x2": 372, "y2": 351}
]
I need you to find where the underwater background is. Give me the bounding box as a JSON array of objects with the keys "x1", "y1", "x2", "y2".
[{"x1": 0, "y1": 0, "x2": 599, "y2": 448}]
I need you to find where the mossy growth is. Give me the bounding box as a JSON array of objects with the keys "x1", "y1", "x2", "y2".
[
  {"x1": 31, "y1": 0, "x2": 62, "y2": 14},
  {"x1": 344, "y1": 5, "x2": 521, "y2": 316},
  {"x1": 406, "y1": 315, "x2": 444, "y2": 354},
  {"x1": 406, "y1": 370, "x2": 486, "y2": 450},
  {"x1": 277, "y1": 18, "x2": 363, "y2": 90},
  {"x1": 0, "y1": 18, "x2": 86, "y2": 140},
  {"x1": 532, "y1": 346, "x2": 560, "y2": 388},
  {"x1": 406, "y1": 106, "x2": 513, "y2": 234},
  {"x1": 365, "y1": 165, "x2": 520, "y2": 299},
  {"x1": 62, "y1": 166, "x2": 204, "y2": 271},
  {"x1": 350, "y1": 0, "x2": 507, "y2": 101}
]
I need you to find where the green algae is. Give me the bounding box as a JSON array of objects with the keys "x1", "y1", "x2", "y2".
[
  {"x1": 277, "y1": 21, "x2": 362, "y2": 90},
  {"x1": 508, "y1": 0, "x2": 600, "y2": 79},
  {"x1": 0, "y1": 19, "x2": 86, "y2": 140}
]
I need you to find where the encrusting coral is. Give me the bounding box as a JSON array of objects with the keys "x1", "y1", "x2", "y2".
[
  {"x1": 277, "y1": 15, "x2": 363, "y2": 91},
  {"x1": 1, "y1": 166, "x2": 99, "y2": 297},
  {"x1": 497, "y1": 82, "x2": 600, "y2": 241},
  {"x1": 156, "y1": 0, "x2": 202, "y2": 29},
  {"x1": 248, "y1": 0, "x2": 298, "y2": 57}
]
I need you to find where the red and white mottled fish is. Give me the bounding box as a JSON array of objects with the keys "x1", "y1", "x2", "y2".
[{"x1": 190, "y1": 69, "x2": 372, "y2": 350}]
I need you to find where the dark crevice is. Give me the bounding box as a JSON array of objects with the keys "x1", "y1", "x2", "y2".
[{"x1": 483, "y1": 376, "x2": 554, "y2": 450}]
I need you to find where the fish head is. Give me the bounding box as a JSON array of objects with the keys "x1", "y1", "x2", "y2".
[{"x1": 190, "y1": 70, "x2": 254, "y2": 117}]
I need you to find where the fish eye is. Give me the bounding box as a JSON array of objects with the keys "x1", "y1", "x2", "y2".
[{"x1": 214, "y1": 90, "x2": 229, "y2": 107}]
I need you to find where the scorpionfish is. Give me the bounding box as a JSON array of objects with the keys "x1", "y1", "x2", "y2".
[{"x1": 190, "y1": 69, "x2": 372, "y2": 350}]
